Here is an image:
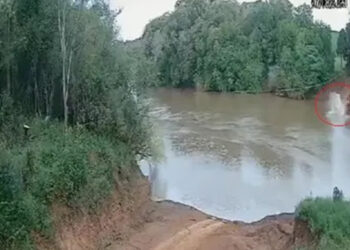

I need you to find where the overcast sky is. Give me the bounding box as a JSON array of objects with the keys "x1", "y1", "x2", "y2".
[{"x1": 110, "y1": 0, "x2": 350, "y2": 41}]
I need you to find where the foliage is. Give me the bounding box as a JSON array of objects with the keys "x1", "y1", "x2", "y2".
[
  {"x1": 0, "y1": 0, "x2": 153, "y2": 137},
  {"x1": 142, "y1": 0, "x2": 335, "y2": 98},
  {"x1": 0, "y1": 0, "x2": 155, "y2": 248},
  {"x1": 0, "y1": 120, "x2": 138, "y2": 249},
  {"x1": 0, "y1": 0, "x2": 153, "y2": 161},
  {"x1": 337, "y1": 24, "x2": 350, "y2": 72},
  {"x1": 296, "y1": 197, "x2": 350, "y2": 250},
  {"x1": 278, "y1": 24, "x2": 334, "y2": 98},
  {"x1": 0, "y1": 93, "x2": 25, "y2": 147},
  {"x1": 124, "y1": 40, "x2": 160, "y2": 89}
]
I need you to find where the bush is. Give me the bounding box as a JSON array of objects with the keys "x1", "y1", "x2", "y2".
[
  {"x1": 296, "y1": 197, "x2": 350, "y2": 250},
  {"x1": 0, "y1": 93, "x2": 24, "y2": 147},
  {"x1": 0, "y1": 119, "x2": 137, "y2": 249}
]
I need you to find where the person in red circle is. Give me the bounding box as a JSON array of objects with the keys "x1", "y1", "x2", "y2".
[{"x1": 347, "y1": 94, "x2": 350, "y2": 115}]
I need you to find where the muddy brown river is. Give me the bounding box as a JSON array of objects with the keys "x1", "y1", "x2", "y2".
[{"x1": 140, "y1": 88, "x2": 350, "y2": 222}]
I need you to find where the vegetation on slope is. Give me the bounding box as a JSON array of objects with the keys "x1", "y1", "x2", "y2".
[
  {"x1": 296, "y1": 196, "x2": 350, "y2": 250},
  {"x1": 0, "y1": 0, "x2": 153, "y2": 249},
  {"x1": 0, "y1": 120, "x2": 141, "y2": 250}
]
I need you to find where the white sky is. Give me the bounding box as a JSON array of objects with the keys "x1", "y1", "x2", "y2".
[{"x1": 110, "y1": 0, "x2": 350, "y2": 41}]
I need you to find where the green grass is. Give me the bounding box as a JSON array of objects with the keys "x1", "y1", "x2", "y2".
[
  {"x1": 0, "y1": 119, "x2": 137, "y2": 249},
  {"x1": 296, "y1": 197, "x2": 350, "y2": 250}
]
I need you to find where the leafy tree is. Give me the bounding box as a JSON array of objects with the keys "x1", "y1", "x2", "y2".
[
  {"x1": 337, "y1": 23, "x2": 350, "y2": 71},
  {"x1": 142, "y1": 0, "x2": 335, "y2": 97},
  {"x1": 294, "y1": 4, "x2": 313, "y2": 26},
  {"x1": 0, "y1": 0, "x2": 154, "y2": 248},
  {"x1": 337, "y1": 29, "x2": 348, "y2": 68}
]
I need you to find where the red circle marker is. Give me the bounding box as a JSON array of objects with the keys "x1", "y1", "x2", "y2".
[{"x1": 314, "y1": 82, "x2": 350, "y2": 127}]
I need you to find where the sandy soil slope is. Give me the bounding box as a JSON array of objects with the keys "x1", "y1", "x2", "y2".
[
  {"x1": 38, "y1": 173, "x2": 312, "y2": 250},
  {"x1": 108, "y1": 201, "x2": 300, "y2": 250}
]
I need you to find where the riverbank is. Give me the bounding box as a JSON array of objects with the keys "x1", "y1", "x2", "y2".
[
  {"x1": 35, "y1": 170, "x2": 151, "y2": 250},
  {"x1": 8, "y1": 129, "x2": 323, "y2": 250},
  {"x1": 34, "y1": 169, "x2": 315, "y2": 250},
  {"x1": 0, "y1": 118, "x2": 151, "y2": 250},
  {"x1": 103, "y1": 178, "x2": 315, "y2": 250},
  {"x1": 107, "y1": 201, "x2": 296, "y2": 250},
  {"x1": 47, "y1": 168, "x2": 313, "y2": 250}
]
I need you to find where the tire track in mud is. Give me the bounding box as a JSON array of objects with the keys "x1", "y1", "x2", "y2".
[{"x1": 153, "y1": 219, "x2": 224, "y2": 250}]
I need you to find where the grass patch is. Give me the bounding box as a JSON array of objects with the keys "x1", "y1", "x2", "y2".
[
  {"x1": 296, "y1": 197, "x2": 350, "y2": 250},
  {"x1": 0, "y1": 119, "x2": 136, "y2": 249}
]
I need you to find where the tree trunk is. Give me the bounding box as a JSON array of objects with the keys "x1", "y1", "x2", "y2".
[
  {"x1": 50, "y1": 79, "x2": 55, "y2": 117},
  {"x1": 6, "y1": 62, "x2": 10, "y2": 95},
  {"x1": 58, "y1": 3, "x2": 68, "y2": 128},
  {"x1": 6, "y1": 11, "x2": 11, "y2": 94},
  {"x1": 340, "y1": 56, "x2": 343, "y2": 69},
  {"x1": 34, "y1": 74, "x2": 41, "y2": 116},
  {"x1": 33, "y1": 59, "x2": 41, "y2": 116},
  {"x1": 45, "y1": 84, "x2": 49, "y2": 117}
]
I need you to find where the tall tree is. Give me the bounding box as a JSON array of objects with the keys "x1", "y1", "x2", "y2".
[
  {"x1": 343, "y1": 23, "x2": 350, "y2": 70},
  {"x1": 57, "y1": 0, "x2": 71, "y2": 127},
  {"x1": 337, "y1": 29, "x2": 348, "y2": 68},
  {"x1": 0, "y1": 0, "x2": 19, "y2": 94}
]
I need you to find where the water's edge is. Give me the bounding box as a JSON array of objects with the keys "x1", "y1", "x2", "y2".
[{"x1": 155, "y1": 199, "x2": 295, "y2": 225}]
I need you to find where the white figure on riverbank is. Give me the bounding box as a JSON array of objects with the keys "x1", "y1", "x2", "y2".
[{"x1": 327, "y1": 92, "x2": 346, "y2": 124}]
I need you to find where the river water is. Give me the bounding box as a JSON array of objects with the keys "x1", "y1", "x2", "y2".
[{"x1": 140, "y1": 88, "x2": 350, "y2": 222}]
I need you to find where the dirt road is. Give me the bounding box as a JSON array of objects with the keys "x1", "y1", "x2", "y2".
[{"x1": 108, "y1": 201, "x2": 297, "y2": 250}]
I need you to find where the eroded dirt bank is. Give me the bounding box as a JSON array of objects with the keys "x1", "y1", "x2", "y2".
[
  {"x1": 40, "y1": 173, "x2": 313, "y2": 250},
  {"x1": 108, "y1": 202, "x2": 312, "y2": 250}
]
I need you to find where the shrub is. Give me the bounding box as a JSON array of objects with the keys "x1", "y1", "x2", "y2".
[
  {"x1": 0, "y1": 93, "x2": 24, "y2": 147},
  {"x1": 0, "y1": 119, "x2": 137, "y2": 249},
  {"x1": 296, "y1": 197, "x2": 350, "y2": 250}
]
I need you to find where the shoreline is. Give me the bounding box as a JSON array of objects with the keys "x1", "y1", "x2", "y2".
[
  {"x1": 153, "y1": 199, "x2": 296, "y2": 225},
  {"x1": 43, "y1": 171, "x2": 312, "y2": 250},
  {"x1": 104, "y1": 177, "x2": 312, "y2": 250}
]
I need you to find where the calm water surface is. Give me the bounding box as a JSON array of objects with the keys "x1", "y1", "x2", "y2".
[{"x1": 140, "y1": 88, "x2": 350, "y2": 222}]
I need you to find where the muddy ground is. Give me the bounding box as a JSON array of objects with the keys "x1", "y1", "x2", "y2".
[
  {"x1": 108, "y1": 201, "x2": 300, "y2": 250},
  {"x1": 39, "y1": 174, "x2": 313, "y2": 250}
]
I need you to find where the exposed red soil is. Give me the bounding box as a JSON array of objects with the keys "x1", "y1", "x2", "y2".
[
  {"x1": 108, "y1": 204, "x2": 310, "y2": 250},
  {"x1": 36, "y1": 170, "x2": 151, "y2": 250},
  {"x1": 37, "y1": 173, "x2": 314, "y2": 250}
]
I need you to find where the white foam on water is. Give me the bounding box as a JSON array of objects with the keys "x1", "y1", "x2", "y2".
[
  {"x1": 327, "y1": 92, "x2": 350, "y2": 194},
  {"x1": 327, "y1": 92, "x2": 346, "y2": 124}
]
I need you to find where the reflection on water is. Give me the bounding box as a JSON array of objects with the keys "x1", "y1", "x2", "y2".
[{"x1": 141, "y1": 88, "x2": 350, "y2": 222}]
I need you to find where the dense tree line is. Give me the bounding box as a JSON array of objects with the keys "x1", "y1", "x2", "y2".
[{"x1": 142, "y1": 0, "x2": 336, "y2": 98}]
